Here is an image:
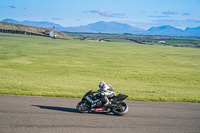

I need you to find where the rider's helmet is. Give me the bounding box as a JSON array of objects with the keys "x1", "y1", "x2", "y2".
[{"x1": 99, "y1": 81, "x2": 106, "y2": 89}]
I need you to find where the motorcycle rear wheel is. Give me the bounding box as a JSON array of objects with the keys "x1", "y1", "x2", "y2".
[
  {"x1": 76, "y1": 100, "x2": 90, "y2": 113},
  {"x1": 112, "y1": 101, "x2": 129, "y2": 116}
]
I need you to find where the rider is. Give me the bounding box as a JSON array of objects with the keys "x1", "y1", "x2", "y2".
[{"x1": 91, "y1": 81, "x2": 116, "y2": 110}]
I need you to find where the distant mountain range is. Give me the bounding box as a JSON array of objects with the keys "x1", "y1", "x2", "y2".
[
  {"x1": 1, "y1": 19, "x2": 64, "y2": 29},
  {"x1": 147, "y1": 25, "x2": 200, "y2": 37},
  {"x1": 65, "y1": 21, "x2": 146, "y2": 34},
  {"x1": 1, "y1": 19, "x2": 200, "y2": 37}
]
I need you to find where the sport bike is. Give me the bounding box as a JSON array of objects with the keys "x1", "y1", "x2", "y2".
[{"x1": 76, "y1": 90, "x2": 129, "y2": 116}]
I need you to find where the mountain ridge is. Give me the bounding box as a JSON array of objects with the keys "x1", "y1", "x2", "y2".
[
  {"x1": 1, "y1": 19, "x2": 200, "y2": 37},
  {"x1": 65, "y1": 21, "x2": 146, "y2": 34},
  {"x1": 147, "y1": 25, "x2": 185, "y2": 36}
]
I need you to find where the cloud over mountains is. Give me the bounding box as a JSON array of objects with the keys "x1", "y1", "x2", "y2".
[
  {"x1": 84, "y1": 9, "x2": 127, "y2": 18},
  {"x1": 162, "y1": 10, "x2": 179, "y2": 15},
  {"x1": 7, "y1": 5, "x2": 16, "y2": 9}
]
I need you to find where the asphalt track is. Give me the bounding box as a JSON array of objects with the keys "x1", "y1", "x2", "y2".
[{"x1": 0, "y1": 95, "x2": 199, "y2": 133}]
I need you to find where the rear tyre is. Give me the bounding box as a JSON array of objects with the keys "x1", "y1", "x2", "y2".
[
  {"x1": 76, "y1": 100, "x2": 90, "y2": 113},
  {"x1": 112, "y1": 102, "x2": 129, "y2": 116}
]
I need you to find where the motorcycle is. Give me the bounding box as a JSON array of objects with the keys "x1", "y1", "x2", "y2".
[{"x1": 76, "y1": 90, "x2": 129, "y2": 116}]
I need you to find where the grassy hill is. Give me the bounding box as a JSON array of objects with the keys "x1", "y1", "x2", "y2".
[
  {"x1": 0, "y1": 33, "x2": 199, "y2": 102},
  {"x1": 0, "y1": 22, "x2": 71, "y2": 39}
]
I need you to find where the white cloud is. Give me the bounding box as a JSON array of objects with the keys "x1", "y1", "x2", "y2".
[
  {"x1": 148, "y1": 15, "x2": 170, "y2": 18},
  {"x1": 51, "y1": 18, "x2": 63, "y2": 20},
  {"x1": 7, "y1": 5, "x2": 16, "y2": 9},
  {"x1": 162, "y1": 10, "x2": 179, "y2": 15},
  {"x1": 85, "y1": 9, "x2": 127, "y2": 18},
  {"x1": 182, "y1": 13, "x2": 190, "y2": 16}
]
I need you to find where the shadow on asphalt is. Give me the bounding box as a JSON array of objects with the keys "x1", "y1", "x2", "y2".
[
  {"x1": 32, "y1": 105, "x2": 79, "y2": 113},
  {"x1": 32, "y1": 105, "x2": 113, "y2": 116}
]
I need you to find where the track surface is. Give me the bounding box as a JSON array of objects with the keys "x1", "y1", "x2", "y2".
[{"x1": 0, "y1": 95, "x2": 200, "y2": 133}]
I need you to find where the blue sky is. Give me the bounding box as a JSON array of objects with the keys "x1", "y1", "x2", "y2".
[{"x1": 0, "y1": 0, "x2": 200, "y2": 30}]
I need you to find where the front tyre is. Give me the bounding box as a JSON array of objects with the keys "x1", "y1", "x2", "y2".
[
  {"x1": 112, "y1": 102, "x2": 129, "y2": 116},
  {"x1": 76, "y1": 100, "x2": 90, "y2": 113}
]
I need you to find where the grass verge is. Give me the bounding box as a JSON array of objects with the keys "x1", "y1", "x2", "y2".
[{"x1": 0, "y1": 33, "x2": 200, "y2": 102}]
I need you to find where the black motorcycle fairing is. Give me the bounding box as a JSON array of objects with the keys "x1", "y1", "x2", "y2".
[
  {"x1": 83, "y1": 90, "x2": 93, "y2": 99},
  {"x1": 82, "y1": 90, "x2": 94, "y2": 103}
]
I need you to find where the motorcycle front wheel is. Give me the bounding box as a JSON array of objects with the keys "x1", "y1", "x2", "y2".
[
  {"x1": 76, "y1": 100, "x2": 90, "y2": 113},
  {"x1": 112, "y1": 101, "x2": 129, "y2": 116}
]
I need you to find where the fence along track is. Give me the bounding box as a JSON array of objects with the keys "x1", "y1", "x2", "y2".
[{"x1": 0, "y1": 29, "x2": 44, "y2": 36}]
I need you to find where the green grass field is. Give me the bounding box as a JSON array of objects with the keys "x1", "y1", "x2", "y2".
[{"x1": 0, "y1": 33, "x2": 200, "y2": 102}]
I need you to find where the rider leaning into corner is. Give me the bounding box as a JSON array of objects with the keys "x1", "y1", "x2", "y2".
[{"x1": 89, "y1": 81, "x2": 116, "y2": 110}]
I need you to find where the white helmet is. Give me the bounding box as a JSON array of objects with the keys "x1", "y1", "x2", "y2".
[{"x1": 99, "y1": 81, "x2": 106, "y2": 89}]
